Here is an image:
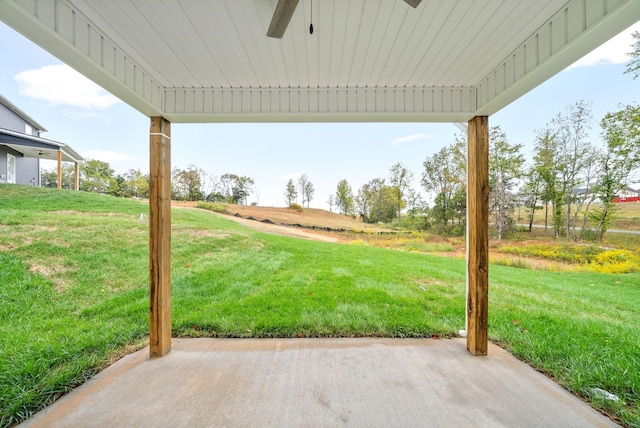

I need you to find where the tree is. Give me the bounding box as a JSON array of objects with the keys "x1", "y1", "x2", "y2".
[
  {"x1": 297, "y1": 174, "x2": 308, "y2": 206},
  {"x1": 421, "y1": 138, "x2": 466, "y2": 228},
  {"x1": 530, "y1": 127, "x2": 560, "y2": 236},
  {"x1": 552, "y1": 100, "x2": 594, "y2": 240},
  {"x1": 303, "y1": 181, "x2": 315, "y2": 208},
  {"x1": 521, "y1": 166, "x2": 544, "y2": 233},
  {"x1": 369, "y1": 179, "x2": 396, "y2": 223},
  {"x1": 356, "y1": 182, "x2": 373, "y2": 221},
  {"x1": 356, "y1": 178, "x2": 396, "y2": 223},
  {"x1": 335, "y1": 179, "x2": 354, "y2": 215},
  {"x1": 389, "y1": 162, "x2": 413, "y2": 223},
  {"x1": 488, "y1": 126, "x2": 525, "y2": 240},
  {"x1": 80, "y1": 159, "x2": 116, "y2": 194},
  {"x1": 41, "y1": 164, "x2": 75, "y2": 189},
  {"x1": 624, "y1": 31, "x2": 640, "y2": 79},
  {"x1": 219, "y1": 173, "x2": 254, "y2": 204},
  {"x1": 297, "y1": 174, "x2": 315, "y2": 207},
  {"x1": 572, "y1": 148, "x2": 600, "y2": 241},
  {"x1": 404, "y1": 188, "x2": 424, "y2": 218},
  {"x1": 171, "y1": 165, "x2": 204, "y2": 201},
  {"x1": 595, "y1": 104, "x2": 640, "y2": 239},
  {"x1": 284, "y1": 178, "x2": 297, "y2": 206},
  {"x1": 327, "y1": 194, "x2": 335, "y2": 212},
  {"x1": 119, "y1": 169, "x2": 149, "y2": 198}
]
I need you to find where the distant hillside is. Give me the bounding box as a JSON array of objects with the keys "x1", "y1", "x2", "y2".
[{"x1": 176, "y1": 201, "x2": 394, "y2": 233}]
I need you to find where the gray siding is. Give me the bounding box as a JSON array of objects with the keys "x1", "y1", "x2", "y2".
[
  {"x1": 0, "y1": 146, "x2": 40, "y2": 185},
  {"x1": 17, "y1": 156, "x2": 40, "y2": 185},
  {"x1": 0, "y1": 146, "x2": 6, "y2": 181},
  {"x1": 0, "y1": 103, "x2": 40, "y2": 136}
]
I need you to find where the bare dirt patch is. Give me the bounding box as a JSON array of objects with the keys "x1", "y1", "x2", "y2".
[
  {"x1": 207, "y1": 211, "x2": 340, "y2": 243},
  {"x1": 28, "y1": 260, "x2": 70, "y2": 292},
  {"x1": 175, "y1": 202, "x2": 394, "y2": 242},
  {"x1": 226, "y1": 205, "x2": 391, "y2": 233}
]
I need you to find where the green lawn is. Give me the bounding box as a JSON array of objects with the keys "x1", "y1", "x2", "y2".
[{"x1": 1, "y1": 184, "x2": 638, "y2": 427}]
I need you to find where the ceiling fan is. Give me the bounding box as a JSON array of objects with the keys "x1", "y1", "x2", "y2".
[{"x1": 267, "y1": 0, "x2": 423, "y2": 39}]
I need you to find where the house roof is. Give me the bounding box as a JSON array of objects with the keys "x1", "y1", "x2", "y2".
[
  {"x1": 0, "y1": 93, "x2": 46, "y2": 132},
  {"x1": 0, "y1": 127, "x2": 83, "y2": 163},
  {"x1": 1, "y1": 1, "x2": 639, "y2": 124}
]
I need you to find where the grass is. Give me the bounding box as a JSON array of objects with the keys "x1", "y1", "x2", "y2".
[
  {"x1": 1, "y1": 184, "x2": 639, "y2": 426},
  {"x1": 524, "y1": 201, "x2": 640, "y2": 231}
]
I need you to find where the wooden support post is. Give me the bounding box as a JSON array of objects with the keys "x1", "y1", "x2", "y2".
[
  {"x1": 467, "y1": 116, "x2": 489, "y2": 356},
  {"x1": 57, "y1": 151, "x2": 62, "y2": 189},
  {"x1": 74, "y1": 162, "x2": 79, "y2": 191},
  {"x1": 149, "y1": 116, "x2": 172, "y2": 357}
]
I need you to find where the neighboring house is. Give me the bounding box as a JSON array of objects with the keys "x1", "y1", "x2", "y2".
[
  {"x1": 571, "y1": 187, "x2": 594, "y2": 203},
  {"x1": 0, "y1": 94, "x2": 82, "y2": 188},
  {"x1": 613, "y1": 186, "x2": 640, "y2": 203}
]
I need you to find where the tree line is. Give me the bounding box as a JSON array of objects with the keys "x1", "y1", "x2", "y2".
[
  {"x1": 325, "y1": 99, "x2": 639, "y2": 241},
  {"x1": 43, "y1": 95, "x2": 639, "y2": 242},
  {"x1": 284, "y1": 174, "x2": 315, "y2": 207},
  {"x1": 42, "y1": 162, "x2": 256, "y2": 205}
]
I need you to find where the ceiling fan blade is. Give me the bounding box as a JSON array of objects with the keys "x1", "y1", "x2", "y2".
[
  {"x1": 267, "y1": 0, "x2": 300, "y2": 39},
  {"x1": 403, "y1": 0, "x2": 423, "y2": 8}
]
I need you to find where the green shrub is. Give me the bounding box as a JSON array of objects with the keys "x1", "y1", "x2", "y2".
[{"x1": 289, "y1": 203, "x2": 303, "y2": 213}]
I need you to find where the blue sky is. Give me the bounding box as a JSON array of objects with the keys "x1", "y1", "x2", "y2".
[{"x1": 1, "y1": 20, "x2": 639, "y2": 208}]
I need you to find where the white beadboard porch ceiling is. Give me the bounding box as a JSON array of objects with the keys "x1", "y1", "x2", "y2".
[{"x1": 1, "y1": 0, "x2": 640, "y2": 123}]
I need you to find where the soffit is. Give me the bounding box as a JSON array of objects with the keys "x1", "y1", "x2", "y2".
[
  {"x1": 0, "y1": 129, "x2": 83, "y2": 162},
  {"x1": 1, "y1": 0, "x2": 640, "y2": 122}
]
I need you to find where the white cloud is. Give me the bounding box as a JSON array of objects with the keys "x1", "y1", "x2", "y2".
[
  {"x1": 276, "y1": 172, "x2": 302, "y2": 181},
  {"x1": 83, "y1": 150, "x2": 138, "y2": 163},
  {"x1": 14, "y1": 64, "x2": 120, "y2": 110},
  {"x1": 391, "y1": 133, "x2": 430, "y2": 145},
  {"x1": 570, "y1": 22, "x2": 640, "y2": 69}
]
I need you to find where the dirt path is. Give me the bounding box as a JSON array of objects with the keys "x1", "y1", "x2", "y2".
[{"x1": 175, "y1": 206, "x2": 339, "y2": 242}]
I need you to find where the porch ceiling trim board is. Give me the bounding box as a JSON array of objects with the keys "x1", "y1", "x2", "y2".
[{"x1": 162, "y1": 87, "x2": 477, "y2": 123}]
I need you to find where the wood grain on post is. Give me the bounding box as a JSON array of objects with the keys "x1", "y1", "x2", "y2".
[
  {"x1": 467, "y1": 116, "x2": 489, "y2": 356},
  {"x1": 149, "y1": 116, "x2": 172, "y2": 357}
]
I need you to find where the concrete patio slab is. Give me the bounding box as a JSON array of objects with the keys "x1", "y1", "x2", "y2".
[{"x1": 20, "y1": 338, "x2": 616, "y2": 427}]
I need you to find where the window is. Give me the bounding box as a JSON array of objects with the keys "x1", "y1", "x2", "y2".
[
  {"x1": 25, "y1": 124, "x2": 33, "y2": 135},
  {"x1": 7, "y1": 154, "x2": 16, "y2": 184}
]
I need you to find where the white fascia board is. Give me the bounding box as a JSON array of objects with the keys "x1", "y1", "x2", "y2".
[
  {"x1": 164, "y1": 111, "x2": 477, "y2": 124},
  {"x1": 163, "y1": 87, "x2": 476, "y2": 123},
  {"x1": 475, "y1": 0, "x2": 640, "y2": 117},
  {"x1": 0, "y1": 0, "x2": 163, "y2": 118}
]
